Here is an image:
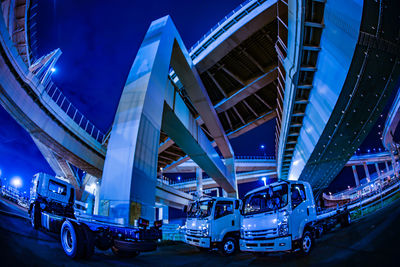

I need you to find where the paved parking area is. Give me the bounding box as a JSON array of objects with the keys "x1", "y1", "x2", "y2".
[{"x1": 1, "y1": 197, "x2": 400, "y2": 266}]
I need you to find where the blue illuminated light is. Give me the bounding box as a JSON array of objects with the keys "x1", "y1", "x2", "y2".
[
  {"x1": 51, "y1": 67, "x2": 56, "y2": 73},
  {"x1": 261, "y1": 176, "x2": 267, "y2": 186}
]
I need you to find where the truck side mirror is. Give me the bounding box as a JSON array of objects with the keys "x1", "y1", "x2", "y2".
[{"x1": 183, "y1": 205, "x2": 188, "y2": 213}]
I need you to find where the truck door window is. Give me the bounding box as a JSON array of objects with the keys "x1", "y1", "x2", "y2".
[
  {"x1": 48, "y1": 180, "x2": 67, "y2": 196},
  {"x1": 214, "y1": 201, "x2": 233, "y2": 219},
  {"x1": 291, "y1": 184, "x2": 306, "y2": 209}
]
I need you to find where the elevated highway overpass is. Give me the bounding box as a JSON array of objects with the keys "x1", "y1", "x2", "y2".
[{"x1": 0, "y1": 0, "x2": 399, "y2": 223}]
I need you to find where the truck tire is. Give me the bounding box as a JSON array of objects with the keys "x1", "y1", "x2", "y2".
[
  {"x1": 219, "y1": 237, "x2": 237, "y2": 256},
  {"x1": 60, "y1": 220, "x2": 85, "y2": 259},
  {"x1": 299, "y1": 231, "x2": 313, "y2": 256},
  {"x1": 30, "y1": 204, "x2": 40, "y2": 230},
  {"x1": 80, "y1": 224, "x2": 95, "y2": 259},
  {"x1": 95, "y1": 234, "x2": 112, "y2": 251}
]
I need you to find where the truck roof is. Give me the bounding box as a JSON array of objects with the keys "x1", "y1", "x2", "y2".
[{"x1": 244, "y1": 180, "x2": 311, "y2": 197}]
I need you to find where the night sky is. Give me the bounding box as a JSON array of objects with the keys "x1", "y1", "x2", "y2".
[{"x1": 0, "y1": 0, "x2": 397, "y2": 196}]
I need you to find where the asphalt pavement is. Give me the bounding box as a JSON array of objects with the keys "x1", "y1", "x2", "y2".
[{"x1": 1, "y1": 196, "x2": 400, "y2": 267}]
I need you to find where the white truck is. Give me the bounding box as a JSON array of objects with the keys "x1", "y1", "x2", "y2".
[
  {"x1": 29, "y1": 173, "x2": 162, "y2": 259},
  {"x1": 240, "y1": 180, "x2": 350, "y2": 255},
  {"x1": 184, "y1": 196, "x2": 242, "y2": 256}
]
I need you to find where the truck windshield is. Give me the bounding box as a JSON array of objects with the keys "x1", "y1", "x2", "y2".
[
  {"x1": 187, "y1": 200, "x2": 214, "y2": 218},
  {"x1": 242, "y1": 184, "x2": 288, "y2": 215}
]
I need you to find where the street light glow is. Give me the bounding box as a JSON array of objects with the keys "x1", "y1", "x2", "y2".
[
  {"x1": 260, "y1": 145, "x2": 265, "y2": 149},
  {"x1": 51, "y1": 67, "x2": 56, "y2": 72},
  {"x1": 261, "y1": 176, "x2": 267, "y2": 186},
  {"x1": 11, "y1": 176, "x2": 22, "y2": 188}
]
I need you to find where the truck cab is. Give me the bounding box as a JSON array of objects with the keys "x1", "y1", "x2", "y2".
[
  {"x1": 184, "y1": 196, "x2": 241, "y2": 256},
  {"x1": 29, "y1": 173, "x2": 162, "y2": 259},
  {"x1": 240, "y1": 181, "x2": 317, "y2": 255},
  {"x1": 29, "y1": 173, "x2": 76, "y2": 225}
]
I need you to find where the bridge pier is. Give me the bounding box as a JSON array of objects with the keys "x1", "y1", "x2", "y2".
[
  {"x1": 385, "y1": 161, "x2": 389, "y2": 172},
  {"x1": 375, "y1": 163, "x2": 380, "y2": 176},
  {"x1": 196, "y1": 167, "x2": 203, "y2": 198},
  {"x1": 98, "y1": 16, "x2": 236, "y2": 225},
  {"x1": 352, "y1": 165, "x2": 360, "y2": 187},
  {"x1": 363, "y1": 162, "x2": 370, "y2": 183}
]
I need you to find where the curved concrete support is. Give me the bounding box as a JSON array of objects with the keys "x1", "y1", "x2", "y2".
[
  {"x1": 0, "y1": 16, "x2": 106, "y2": 178},
  {"x1": 382, "y1": 87, "x2": 400, "y2": 151},
  {"x1": 99, "y1": 16, "x2": 236, "y2": 224},
  {"x1": 279, "y1": 0, "x2": 400, "y2": 195}
]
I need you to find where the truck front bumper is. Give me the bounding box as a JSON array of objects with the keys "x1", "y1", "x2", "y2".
[
  {"x1": 185, "y1": 235, "x2": 211, "y2": 248},
  {"x1": 239, "y1": 236, "x2": 292, "y2": 252}
]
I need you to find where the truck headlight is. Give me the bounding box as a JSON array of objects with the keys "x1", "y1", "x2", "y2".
[
  {"x1": 202, "y1": 224, "x2": 209, "y2": 237},
  {"x1": 278, "y1": 215, "x2": 289, "y2": 236},
  {"x1": 278, "y1": 223, "x2": 288, "y2": 236}
]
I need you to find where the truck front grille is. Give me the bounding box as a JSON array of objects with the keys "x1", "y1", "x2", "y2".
[
  {"x1": 244, "y1": 228, "x2": 277, "y2": 240},
  {"x1": 186, "y1": 229, "x2": 202, "y2": 237}
]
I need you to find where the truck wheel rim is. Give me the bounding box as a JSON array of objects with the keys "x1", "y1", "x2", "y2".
[
  {"x1": 224, "y1": 240, "x2": 235, "y2": 254},
  {"x1": 62, "y1": 227, "x2": 74, "y2": 253},
  {"x1": 302, "y1": 235, "x2": 311, "y2": 253}
]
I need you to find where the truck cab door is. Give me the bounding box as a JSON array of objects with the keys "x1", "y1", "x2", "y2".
[
  {"x1": 290, "y1": 184, "x2": 309, "y2": 240},
  {"x1": 212, "y1": 200, "x2": 235, "y2": 242}
]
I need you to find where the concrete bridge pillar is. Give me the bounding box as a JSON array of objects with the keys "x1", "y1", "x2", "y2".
[
  {"x1": 363, "y1": 162, "x2": 370, "y2": 182},
  {"x1": 375, "y1": 163, "x2": 380, "y2": 175},
  {"x1": 225, "y1": 157, "x2": 238, "y2": 198},
  {"x1": 390, "y1": 150, "x2": 398, "y2": 177},
  {"x1": 98, "y1": 17, "x2": 177, "y2": 225},
  {"x1": 196, "y1": 167, "x2": 203, "y2": 198},
  {"x1": 352, "y1": 165, "x2": 360, "y2": 187},
  {"x1": 160, "y1": 205, "x2": 169, "y2": 224},
  {"x1": 385, "y1": 161, "x2": 389, "y2": 172}
]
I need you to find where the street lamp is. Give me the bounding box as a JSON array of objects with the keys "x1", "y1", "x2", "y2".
[
  {"x1": 10, "y1": 176, "x2": 22, "y2": 188},
  {"x1": 260, "y1": 145, "x2": 265, "y2": 156},
  {"x1": 261, "y1": 177, "x2": 267, "y2": 186},
  {"x1": 51, "y1": 67, "x2": 56, "y2": 73}
]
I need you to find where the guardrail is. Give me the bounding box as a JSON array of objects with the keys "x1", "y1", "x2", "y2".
[
  {"x1": 42, "y1": 81, "x2": 105, "y2": 143},
  {"x1": 188, "y1": 0, "x2": 268, "y2": 60},
  {"x1": 235, "y1": 155, "x2": 275, "y2": 160}
]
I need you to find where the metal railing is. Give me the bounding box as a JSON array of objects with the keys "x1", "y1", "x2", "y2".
[
  {"x1": 188, "y1": 0, "x2": 267, "y2": 60},
  {"x1": 42, "y1": 81, "x2": 105, "y2": 143},
  {"x1": 235, "y1": 155, "x2": 275, "y2": 160}
]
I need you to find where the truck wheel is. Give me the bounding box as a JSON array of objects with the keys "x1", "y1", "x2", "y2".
[
  {"x1": 219, "y1": 237, "x2": 237, "y2": 256},
  {"x1": 80, "y1": 224, "x2": 95, "y2": 259},
  {"x1": 30, "y1": 204, "x2": 40, "y2": 230},
  {"x1": 299, "y1": 231, "x2": 313, "y2": 256},
  {"x1": 341, "y1": 213, "x2": 351, "y2": 228},
  {"x1": 61, "y1": 220, "x2": 85, "y2": 259}
]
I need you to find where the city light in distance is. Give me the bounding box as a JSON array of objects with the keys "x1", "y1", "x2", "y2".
[
  {"x1": 261, "y1": 176, "x2": 267, "y2": 186},
  {"x1": 11, "y1": 176, "x2": 22, "y2": 188},
  {"x1": 177, "y1": 176, "x2": 181, "y2": 181},
  {"x1": 260, "y1": 145, "x2": 265, "y2": 149}
]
